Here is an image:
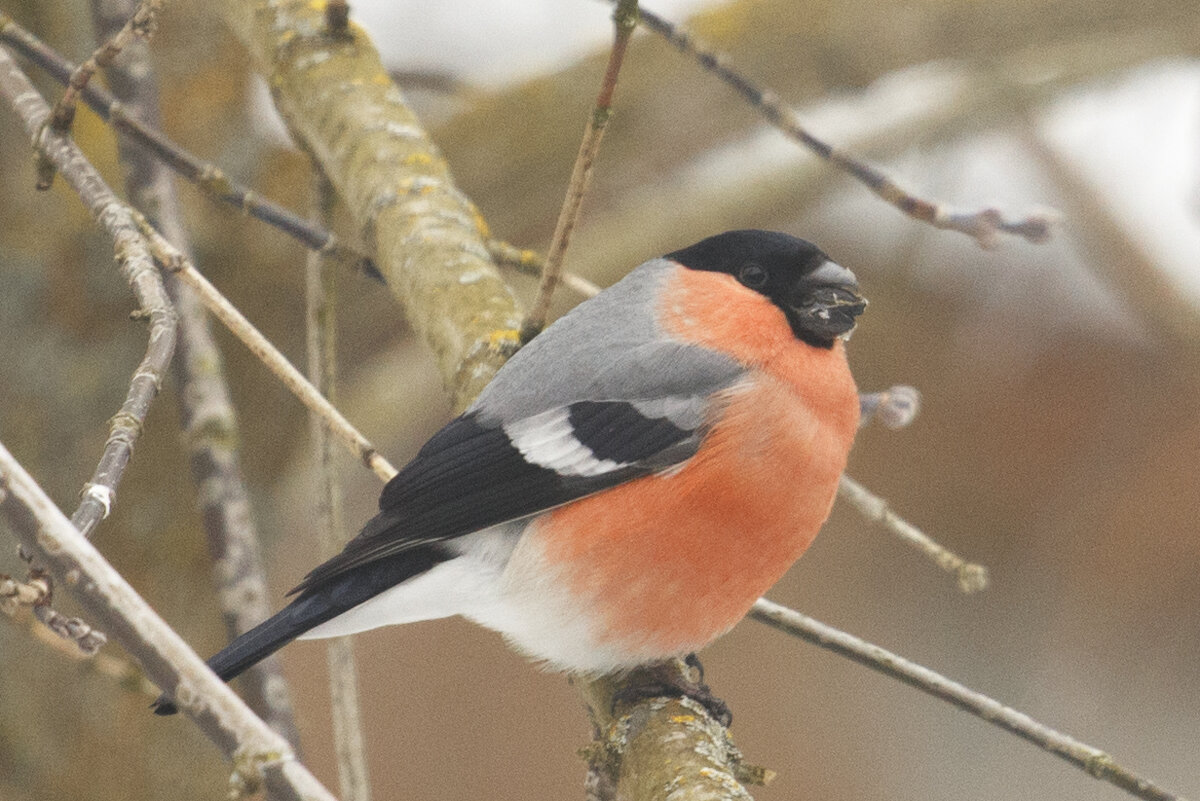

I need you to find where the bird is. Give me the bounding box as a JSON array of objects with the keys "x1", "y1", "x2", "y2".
[{"x1": 153, "y1": 229, "x2": 866, "y2": 717}]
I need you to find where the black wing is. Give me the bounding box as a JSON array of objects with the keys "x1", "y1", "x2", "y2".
[{"x1": 288, "y1": 400, "x2": 702, "y2": 596}]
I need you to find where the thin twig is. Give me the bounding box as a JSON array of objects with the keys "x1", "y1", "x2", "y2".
[
  {"x1": 2, "y1": 559, "x2": 108, "y2": 653},
  {"x1": 36, "y1": 0, "x2": 162, "y2": 189},
  {"x1": 0, "y1": 572, "x2": 48, "y2": 613},
  {"x1": 0, "y1": 51, "x2": 333, "y2": 798},
  {"x1": 748, "y1": 599, "x2": 1185, "y2": 801},
  {"x1": 0, "y1": 570, "x2": 108, "y2": 652},
  {"x1": 0, "y1": 443, "x2": 337, "y2": 801},
  {"x1": 23, "y1": 608, "x2": 157, "y2": 695},
  {"x1": 519, "y1": 0, "x2": 638, "y2": 342},
  {"x1": 0, "y1": 30, "x2": 180, "y2": 544},
  {"x1": 852, "y1": 385, "x2": 986, "y2": 590},
  {"x1": 628, "y1": 3, "x2": 1058, "y2": 249},
  {"x1": 137, "y1": 221, "x2": 396, "y2": 482},
  {"x1": 0, "y1": 13, "x2": 376, "y2": 279},
  {"x1": 838, "y1": 475, "x2": 989, "y2": 593},
  {"x1": 31, "y1": 600, "x2": 110, "y2": 656},
  {"x1": 488, "y1": 239, "x2": 603, "y2": 299},
  {"x1": 88, "y1": 0, "x2": 302, "y2": 748},
  {"x1": 306, "y1": 172, "x2": 373, "y2": 801},
  {"x1": 63, "y1": 231, "x2": 175, "y2": 543},
  {"x1": 3, "y1": 573, "x2": 108, "y2": 654}
]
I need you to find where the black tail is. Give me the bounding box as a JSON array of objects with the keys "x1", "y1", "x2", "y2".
[{"x1": 152, "y1": 547, "x2": 447, "y2": 715}]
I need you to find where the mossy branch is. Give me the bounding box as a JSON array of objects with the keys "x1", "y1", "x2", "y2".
[{"x1": 219, "y1": 0, "x2": 523, "y2": 411}]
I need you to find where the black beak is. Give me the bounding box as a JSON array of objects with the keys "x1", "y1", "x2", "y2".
[{"x1": 787, "y1": 261, "x2": 867, "y2": 343}]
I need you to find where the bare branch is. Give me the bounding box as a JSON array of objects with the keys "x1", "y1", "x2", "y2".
[
  {"x1": 852, "y1": 385, "x2": 987, "y2": 591},
  {"x1": 488, "y1": 239, "x2": 603, "y2": 299},
  {"x1": 19, "y1": 604, "x2": 156, "y2": 694},
  {"x1": 838, "y1": 475, "x2": 988, "y2": 593},
  {"x1": 748, "y1": 599, "x2": 1185, "y2": 801},
  {"x1": 89, "y1": 0, "x2": 302, "y2": 747},
  {"x1": 306, "y1": 172, "x2": 373, "y2": 801},
  {"x1": 0, "y1": 48, "x2": 331, "y2": 797},
  {"x1": 0, "y1": 14, "x2": 375, "y2": 278},
  {"x1": 3, "y1": 558, "x2": 109, "y2": 654},
  {"x1": 65, "y1": 229, "x2": 174, "y2": 543},
  {"x1": 520, "y1": 0, "x2": 638, "y2": 342},
  {"x1": 0, "y1": 568, "x2": 108, "y2": 653},
  {"x1": 0, "y1": 32, "x2": 178, "y2": 543},
  {"x1": 35, "y1": 0, "x2": 163, "y2": 189},
  {"x1": 141, "y1": 224, "x2": 397, "y2": 482},
  {"x1": 628, "y1": 3, "x2": 1059, "y2": 248},
  {"x1": 0, "y1": 443, "x2": 337, "y2": 801}
]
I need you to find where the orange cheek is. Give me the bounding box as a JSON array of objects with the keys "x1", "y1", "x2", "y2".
[{"x1": 658, "y1": 267, "x2": 794, "y2": 367}]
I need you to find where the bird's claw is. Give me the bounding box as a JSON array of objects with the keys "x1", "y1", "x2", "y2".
[{"x1": 610, "y1": 655, "x2": 732, "y2": 727}]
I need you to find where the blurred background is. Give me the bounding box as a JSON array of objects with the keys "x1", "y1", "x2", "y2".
[{"x1": 1, "y1": 1, "x2": 1197, "y2": 800}]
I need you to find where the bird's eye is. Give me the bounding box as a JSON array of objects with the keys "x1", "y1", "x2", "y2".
[{"x1": 738, "y1": 262, "x2": 768, "y2": 288}]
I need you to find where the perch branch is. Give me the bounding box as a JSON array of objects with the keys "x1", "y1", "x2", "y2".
[
  {"x1": 88, "y1": 0, "x2": 301, "y2": 747},
  {"x1": 577, "y1": 659, "x2": 769, "y2": 801}
]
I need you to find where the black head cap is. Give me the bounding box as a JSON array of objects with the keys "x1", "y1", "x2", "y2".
[{"x1": 665, "y1": 229, "x2": 867, "y2": 348}]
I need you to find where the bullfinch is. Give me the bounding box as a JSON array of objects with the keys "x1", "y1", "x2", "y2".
[{"x1": 154, "y1": 229, "x2": 866, "y2": 715}]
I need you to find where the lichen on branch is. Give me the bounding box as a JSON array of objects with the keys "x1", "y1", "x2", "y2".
[{"x1": 220, "y1": 0, "x2": 523, "y2": 410}]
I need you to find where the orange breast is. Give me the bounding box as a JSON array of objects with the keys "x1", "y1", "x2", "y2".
[{"x1": 531, "y1": 266, "x2": 860, "y2": 660}]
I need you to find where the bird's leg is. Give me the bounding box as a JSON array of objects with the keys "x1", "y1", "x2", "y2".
[{"x1": 610, "y1": 654, "x2": 732, "y2": 727}]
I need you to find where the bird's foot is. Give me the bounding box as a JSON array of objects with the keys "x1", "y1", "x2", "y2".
[{"x1": 611, "y1": 654, "x2": 732, "y2": 727}]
